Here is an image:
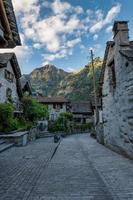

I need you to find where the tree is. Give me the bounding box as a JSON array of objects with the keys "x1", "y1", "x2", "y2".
[
  {"x1": 22, "y1": 96, "x2": 48, "y2": 123},
  {"x1": 57, "y1": 112, "x2": 73, "y2": 133},
  {"x1": 0, "y1": 103, "x2": 14, "y2": 132}
]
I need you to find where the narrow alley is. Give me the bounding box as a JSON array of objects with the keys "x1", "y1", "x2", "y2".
[{"x1": 0, "y1": 134, "x2": 133, "y2": 200}]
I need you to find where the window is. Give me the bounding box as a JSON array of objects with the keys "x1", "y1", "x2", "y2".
[
  {"x1": 51, "y1": 114, "x2": 54, "y2": 121},
  {"x1": 53, "y1": 104, "x2": 56, "y2": 109},
  {"x1": 6, "y1": 88, "x2": 12, "y2": 102},
  {"x1": 75, "y1": 118, "x2": 81, "y2": 123},
  {"x1": 83, "y1": 118, "x2": 86, "y2": 124},
  {"x1": 5, "y1": 69, "x2": 14, "y2": 82},
  {"x1": 108, "y1": 61, "x2": 116, "y2": 94}
]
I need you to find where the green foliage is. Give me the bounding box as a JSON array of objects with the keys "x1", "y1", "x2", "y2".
[
  {"x1": 22, "y1": 96, "x2": 48, "y2": 122},
  {"x1": 48, "y1": 112, "x2": 73, "y2": 133},
  {"x1": 0, "y1": 103, "x2": 14, "y2": 132},
  {"x1": 29, "y1": 58, "x2": 103, "y2": 101},
  {"x1": 0, "y1": 103, "x2": 31, "y2": 133},
  {"x1": 80, "y1": 123, "x2": 93, "y2": 131},
  {"x1": 48, "y1": 121, "x2": 63, "y2": 133},
  {"x1": 57, "y1": 112, "x2": 73, "y2": 133}
]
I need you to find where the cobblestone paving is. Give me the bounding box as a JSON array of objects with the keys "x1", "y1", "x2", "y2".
[{"x1": 0, "y1": 134, "x2": 133, "y2": 200}]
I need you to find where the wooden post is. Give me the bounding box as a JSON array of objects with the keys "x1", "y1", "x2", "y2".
[{"x1": 90, "y1": 49, "x2": 98, "y2": 124}]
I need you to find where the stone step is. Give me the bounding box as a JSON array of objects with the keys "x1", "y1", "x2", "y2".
[
  {"x1": 0, "y1": 143, "x2": 14, "y2": 153},
  {"x1": 39, "y1": 133, "x2": 55, "y2": 138},
  {"x1": 0, "y1": 139, "x2": 5, "y2": 145}
]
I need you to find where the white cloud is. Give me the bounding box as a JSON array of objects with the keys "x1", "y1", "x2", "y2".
[
  {"x1": 33, "y1": 43, "x2": 42, "y2": 49},
  {"x1": 51, "y1": 0, "x2": 71, "y2": 14},
  {"x1": 93, "y1": 34, "x2": 98, "y2": 41},
  {"x1": 106, "y1": 25, "x2": 113, "y2": 33},
  {"x1": 90, "y1": 3, "x2": 121, "y2": 33},
  {"x1": 42, "y1": 48, "x2": 73, "y2": 65},
  {"x1": 67, "y1": 67, "x2": 76, "y2": 72},
  {"x1": 12, "y1": 0, "x2": 39, "y2": 15},
  {"x1": 66, "y1": 38, "x2": 81, "y2": 48},
  {"x1": 11, "y1": 0, "x2": 121, "y2": 67},
  {"x1": 104, "y1": 3, "x2": 121, "y2": 24},
  {"x1": 74, "y1": 6, "x2": 84, "y2": 14},
  {"x1": 13, "y1": 0, "x2": 85, "y2": 63}
]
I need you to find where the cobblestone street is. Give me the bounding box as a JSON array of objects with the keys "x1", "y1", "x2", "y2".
[{"x1": 0, "y1": 134, "x2": 133, "y2": 200}]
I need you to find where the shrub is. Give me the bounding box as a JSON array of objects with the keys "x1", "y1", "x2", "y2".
[
  {"x1": 0, "y1": 103, "x2": 14, "y2": 132},
  {"x1": 48, "y1": 112, "x2": 73, "y2": 134},
  {"x1": 80, "y1": 123, "x2": 93, "y2": 131},
  {"x1": 22, "y1": 96, "x2": 48, "y2": 123},
  {"x1": 0, "y1": 103, "x2": 34, "y2": 133}
]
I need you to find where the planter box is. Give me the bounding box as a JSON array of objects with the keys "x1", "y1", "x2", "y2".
[{"x1": 0, "y1": 131, "x2": 28, "y2": 146}]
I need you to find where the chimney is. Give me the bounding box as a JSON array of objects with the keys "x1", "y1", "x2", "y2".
[{"x1": 113, "y1": 21, "x2": 129, "y2": 46}]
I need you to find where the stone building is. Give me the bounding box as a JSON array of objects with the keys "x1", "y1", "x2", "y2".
[
  {"x1": 0, "y1": 53, "x2": 23, "y2": 112},
  {"x1": 98, "y1": 21, "x2": 133, "y2": 159},
  {"x1": 70, "y1": 101, "x2": 93, "y2": 124},
  {"x1": 0, "y1": 0, "x2": 21, "y2": 48},
  {"x1": 38, "y1": 96, "x2": 69, "y2": 121},
  {"x1": 20, "y1": 76, "x2": 32, "y2": 96}
]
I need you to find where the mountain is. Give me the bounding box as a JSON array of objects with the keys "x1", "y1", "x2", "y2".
[
  {"x1": 29, "y1": 65, "x2": 70, "y2": 96},
  {"x1": 25, "y1": 58, "x2": 103, "y2": 101}
]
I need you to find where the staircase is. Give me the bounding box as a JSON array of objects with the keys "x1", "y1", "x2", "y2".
[
  {"x1": 0, "y1": 139, "x2": 14, "y2": 153},
  {"x1": 38, "y1": 131, "x2": 55, "y2": 138}
]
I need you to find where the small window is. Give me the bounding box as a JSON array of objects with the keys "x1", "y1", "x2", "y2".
[
  {"x1": 53, "y1": 104, "x2": 56, "y2": 109},
  {"x1": 51, "y1": 114, "x2": 54, "y2": 121},
  {"x1": 5, "y1": 69, "x2": 14, "y2": 82},
  {"x1": 108, "y1": 61, "x2": 116, "y2": 94},
  {"x1": 56, "y1": 104, "x2": 61, "y2": 111},
  {"x1": 6, "y1": 88, "x2": 12, "y2": 102},
  {"x1": 75, "y1": 118, "x2": 81, "y2": 123},
  {"x1": 60, "y1": 104, "x2": 63, "y2": 109}
]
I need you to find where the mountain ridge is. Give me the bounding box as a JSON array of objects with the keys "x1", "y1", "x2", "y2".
[{"x1": 24, "y1": 58, "x2": 103, "y2": 101}]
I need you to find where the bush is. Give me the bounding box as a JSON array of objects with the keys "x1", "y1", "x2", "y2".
[
  {"x1": 22, "y1": 96, "x2": 48, "y2": 123},
  {"x1": 0, "y1": 103, "x2": 34, "y2": 133},
  {"x1": 80, "y1": 123, "x2": 93, "y2": 131},
  {"x1": 48, "y1": 120, "x2": 64, "y2": 133},
  {"x1": 57, "y1": 112, "x2": 73, "y2": 133},
  {"x1": 0, "y1": 103, "x2": 14, "y2": 132},
  {"x1": 48, "y1": 112, "x2": 73, "y2": 133}
]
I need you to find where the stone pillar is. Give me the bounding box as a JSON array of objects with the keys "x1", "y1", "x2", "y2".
[{"x1": 113, "y1": 21, "x2": 130, "y2": 50}]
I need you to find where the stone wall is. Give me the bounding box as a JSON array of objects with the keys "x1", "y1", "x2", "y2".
[
  {"x1": 102, "y1": 22, "x2": 133, "y2": 159},
  {"x1": 0, "y1": 61, "x2": 19, "y2": 103},
  {"x1": 48, "y1": 103, "x2": 67, "y2": 121}
]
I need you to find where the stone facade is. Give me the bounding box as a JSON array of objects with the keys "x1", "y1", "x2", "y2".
[
  {"x1": 99, "y1": 21, "x2": 133, "y2": 159},
  {"x1": 48, "y1": 103, "x2": 67, "y2": 121},
  {"x1": 0, "y1": 61, "x2": 18, "y2": 102},
  {"x1": 38, "y1": 96, "x2": 69, "y2": 121},
  {"x1": 0, "y1": 53, "x2": 22, "y2": 111},
  {"x1": 0, "y1": 0, "x2": 21, "y2": 48},
  {"x1": 71, "y1": 101, "x2": 93, "y2": 124}
]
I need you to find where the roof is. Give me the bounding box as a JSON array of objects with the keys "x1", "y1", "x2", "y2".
[
  {"x1": 119, "y1": 50, "x2": 133, "y2": 61},
  {"x1": 0, "y1": 53, "x2": 22, "y2": 97},
  {"x1": 0, "y1": 53, "x2": 21, "y2": 78},
  {"x1": 38, "y1": 96, "x2": 69, "y2": 103},
  {"x1": 113, "y1": 21, "x2": 128, "y2": 32},
  {"x1": 99, "y1": 41, "x2": 114, "y2": 88},
  {"x1": 0, "y1": 0, "x2": 21, "y2": 47},
  {"x1": 20, "y1": 76, "x2": 32, "y2": 94},
  {"x1": 71, "y1": 101, "x2": 92, "y2": 114}
]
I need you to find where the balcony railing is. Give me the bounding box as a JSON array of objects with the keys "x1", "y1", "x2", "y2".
[{"x1": 13, "y1": 101, "x2": 23, "y2": 113}]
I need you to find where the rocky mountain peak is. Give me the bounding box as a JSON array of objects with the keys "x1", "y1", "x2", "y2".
[{"x1": 25, "y1": 58, "x2": 103, "y2": 101}]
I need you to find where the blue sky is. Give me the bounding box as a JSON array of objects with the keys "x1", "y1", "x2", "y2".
[{"x1": 1, "y1": 0, "x2": 133, "y2": 74}]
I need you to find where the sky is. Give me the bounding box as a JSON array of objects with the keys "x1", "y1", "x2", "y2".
[{"x1": 0, "y1": 0, "x2": 133, "y2": 74}]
